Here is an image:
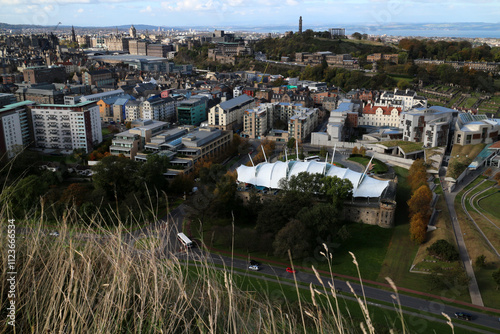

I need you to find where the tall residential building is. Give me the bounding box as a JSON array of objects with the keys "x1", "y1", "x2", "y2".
[
  {"x1": 177, "y1": 98, "x2": 207, "y2": 125},
  {"x1": 0, "y1": 101, "x2": 34, "y2": 159},
  {"x1": 208, "y1": 94, "x2": 255, "y2": 131},
  {"x1": 141, "y1": 96, "x2": 176, "y2": 122},
  {"x1": 0, "y1": 93, "x2": 17, "y2": 108},
  {"x1": 243, "y1": 102, "x2": 319, "y2": 143},
  {"x1": 125, "y1": 100, "x2": 141, "y2": 121},
  {"x1": 31, "y1": 101, "x2": 102, "y2": 153}
]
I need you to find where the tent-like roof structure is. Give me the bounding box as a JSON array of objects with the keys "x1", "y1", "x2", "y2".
[{"x1": 236, "y1": 160, "x2": 390, "y2": 198}]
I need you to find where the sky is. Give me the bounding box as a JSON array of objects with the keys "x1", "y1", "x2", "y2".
[{"x1": 1, "y1": 0, "x2": 500, "y2": 29}]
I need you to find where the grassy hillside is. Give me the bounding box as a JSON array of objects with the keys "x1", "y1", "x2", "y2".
[{"x1": 254, "y1": 31, "x2": 398, "y2": 60}]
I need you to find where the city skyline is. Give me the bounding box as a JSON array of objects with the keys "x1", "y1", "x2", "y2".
[{"x1": 1, "y1": 0, "x2": 500, "y2": 31}]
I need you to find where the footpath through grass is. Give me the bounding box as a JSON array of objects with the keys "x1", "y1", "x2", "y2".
[
  {"x1": 376, "y1": 166, "x2": 472, "y2": 303},
  {"x1": 454, "y1": 176, "x2": 500, "y2": 309}
]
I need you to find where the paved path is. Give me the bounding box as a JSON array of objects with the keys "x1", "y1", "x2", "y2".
[{"x1": 440, "y1": 167, "x2": 485, "y2": 306}]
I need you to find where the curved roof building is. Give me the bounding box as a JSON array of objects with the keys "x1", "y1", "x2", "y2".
[{"x1": 236, "y1": 160, "x2": 390, "y2": 198}]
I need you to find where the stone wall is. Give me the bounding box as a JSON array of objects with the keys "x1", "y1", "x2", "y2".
[{"x1": 342, "y1": 200, "x2": 396, "y2": 228}]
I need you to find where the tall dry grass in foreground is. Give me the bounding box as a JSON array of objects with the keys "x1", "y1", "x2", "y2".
[{"x1": 0, "y1": 198, "x2": 420, "y2": 333}]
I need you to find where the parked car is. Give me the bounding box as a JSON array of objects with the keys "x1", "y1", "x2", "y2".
[
  {"x1": 248, "y1": 265, "x2": 260, "y2": 271},
  {"x1": 286, "y1": 267, "x2": 296, "y2": 274},
  {"x1": 454, "y1": 312, "x2": 472, "y2": 321}
]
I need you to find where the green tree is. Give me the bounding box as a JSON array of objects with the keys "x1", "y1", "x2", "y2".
[
  {"x1": 287, "y1": 137, "x2": 296, "y2": 151},
  {"x1": 92, "y1": 156, "x2": 139, "y2": 200},
  {"x1": 493, "y1": 269, "x2": 500, "y2": 290},
  {"x1": 273, "y1": 219, "x2": 311, "y2": 259},
  {"x1": 5, "y1": 175, "x2": 48, "y2": 213},
  {"x1": 475, "y1": 255, "x2": 486, "y2": 269},
  {"x1": 322, "y1": 176, "x2": 353, "y2": 210}
]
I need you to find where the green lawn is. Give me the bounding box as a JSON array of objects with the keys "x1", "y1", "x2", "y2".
[
  {"x1": 348, "y1": 156, "x2": 388, "y2": 174},
  {"x1": 376, "y1": 167, "x2": 472, "y2": 302},
  {"x1": 478, "y1": 190, "x2": 500, "y2": 221},
  {"x1": 375, "y1": 140, "x2": 424, "y2": 153}
]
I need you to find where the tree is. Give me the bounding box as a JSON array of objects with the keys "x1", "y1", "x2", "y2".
[
  {"x1": 409, "y1": 212, "x2": 427, "y2": 244},
  {"x1": 352, "y1": 146, "x2": 359, "y2": 155},
  {"x1": 352, "y1": 32, "x2": 362, "y2": 40},
  {"x1": 407, "y1": 184, "x2": 432, "y2": 218},
  {"x1": 273, "y1": 219, "x2": 311, "y2": 259},
  {"x1": 358, "y1": 146, "x2": 366, "y2": 156},
  {"x1": 475, "y1": 255, "x2": 486, "y2": 269},
  {"x1": 5, "y1": 175, "x2": 48, "y2": 212},
  {"x1": 135, "y1": 154, "x2": 170, "y2": 195},
  {"x1": 493, "y1": 269, "x2": 500, "y2": 290},
  {"x1": 397, "y1": 80, "x2": 411, "y2": 90},
  {"x1": 427, "y1": 239, "x2": 459, "y2": 261},
  {"x1": 61, "y1": 183, "x2": 89, "y2": 207},
  {"x1": 92, "y1": 156, "x2": 139, "y2": 200},
  {"x1": 322, "y1": 176, "x2": 353, "y2": 210}
]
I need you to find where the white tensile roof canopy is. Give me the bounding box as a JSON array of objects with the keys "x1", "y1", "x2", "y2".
[{"x1": 236, "y1": 160, "x2": 389, "y2": 198}]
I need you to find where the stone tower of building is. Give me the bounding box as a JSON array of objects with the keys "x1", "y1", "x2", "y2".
[
  {"x1": 129, "y1": 25, "x2": 137, "y2": 38},
  {"x1": 299, "y1": 16, "x2": 302, "y2": 34},
  {"x1": 71, "y1": 26, "x2": 76, "y2": 43}
]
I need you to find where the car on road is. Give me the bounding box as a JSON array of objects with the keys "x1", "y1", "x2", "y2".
[
  {"x1": 454, "y1": 312, "x2": 472, "y2": 321},
  {"x1": 286, "y1": 267, "x2": 296, "y2": 274},
  {"x1": 248, "y1": 265, "x2": 260, "y2": 271},
  {"x1": 250, "y1": 260, "x2": 260, "y2": 266}
]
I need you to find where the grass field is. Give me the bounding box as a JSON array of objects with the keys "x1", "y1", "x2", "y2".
[
  {"x1": 376, "y1": 140, "x2": 424, "y2": 153},
  {"x1": 454, "y1": 177, "x2": 500, "y2": 308},
  {"x1": 348, "y1": 156, "x2": 388, "y2": 174},
  {"x1": 376, "y1": 167, "x2": 472, "y2": 302},
  {"x1": 478, "y1": 189, "x2": 500, "y2": 221}
]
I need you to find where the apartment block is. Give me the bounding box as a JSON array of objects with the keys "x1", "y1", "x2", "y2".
[
  {"x1": 177, "y1": 98, "x2": 207, "y2": 125},
  {"x1": 31, "y1": 101, "x2": 102, "y2": 153},
  {"x1": 0, "y1": 101, "x2": 34, "y2": 159},
  {"x1": 141, "y1": 96, "x2": 176, "y2": 122},
  {"x1": 208, "y1": 94, "x2": 255, "y2": 131}
]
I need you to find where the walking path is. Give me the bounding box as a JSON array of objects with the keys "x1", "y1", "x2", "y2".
[{"x1": 440, "y1": 167, "x2": 485, "y2": 306}]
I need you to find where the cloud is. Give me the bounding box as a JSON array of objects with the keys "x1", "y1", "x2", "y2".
[
  {"x1": 77, "y1": 7, "x2": 84, "y2": 12},
  {"x1": 140, "y1": 5, "x2": 152, "y2": 12}
]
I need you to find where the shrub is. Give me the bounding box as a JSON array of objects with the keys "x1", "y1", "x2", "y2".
[{"x1": 427, "y1": 239, "x2": 459, "y2": 261}]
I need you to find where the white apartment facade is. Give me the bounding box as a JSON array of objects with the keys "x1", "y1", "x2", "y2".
[
  {"x1": 141, "y1": 97, "x2": 176, "y2": 121},
  {"x1": 31, "y1": 101, "x2": 102, "y2": 153},
  {"x1": 125, "y1": 100, "x2": 141, "y2": 121}
]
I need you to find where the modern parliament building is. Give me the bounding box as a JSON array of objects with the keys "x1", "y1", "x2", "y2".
[{"x1": 236, "y1": 160, "x2": 397, "y2": 228}]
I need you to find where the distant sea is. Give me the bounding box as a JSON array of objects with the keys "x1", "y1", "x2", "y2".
[
  {"x1": 364, "y1": 29, "x2": 500, "y2": 39},
  {"x1": 247, "y1": 25, "x2": 500, "y2": 39}
]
